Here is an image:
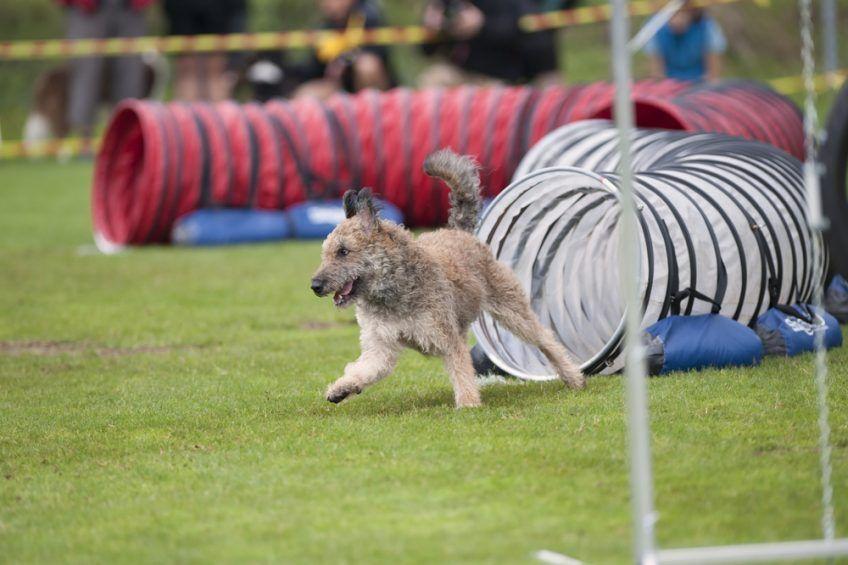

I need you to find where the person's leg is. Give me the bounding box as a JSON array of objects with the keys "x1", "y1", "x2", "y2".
[
  {"x1": 206, "y1": 54, "x2": 231, "y2": 101},
  {"x1": 531, "y1": 70, "x2": 563, "y2": 88},
  {"x1": 221, "y1": 3, "x2": 248, "y2": 98},
  {"x1": 466, "y1": 71, "x2": 504, "y2": 87},
  {"x1": 66, "y1": 7, "x2": 106, "y2": 137},
  {"x1": 165, "y1": 1, "x2": 203, "y2": 101},
  {"x1": 174, "y1": 56, "x2": 202, "y2": 101},
  {"x1": 417, "y1": 61, "x2": 466, "y2": 89},
  {"x1": 352, "y1": 52, "x2": 390, "y2": 91},
  {"x1": 292, "y1": 79, "x2": 339, "y2": 100},
  {"x1": 196, "y1": 3, "x2": 231, "y2": 101},
  {"x1": 108, "y1": 3, "x2": 148, "y2": 103}
]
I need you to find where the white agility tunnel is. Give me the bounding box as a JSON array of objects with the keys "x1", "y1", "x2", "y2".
[
  {"x1": 524, "y1": 0, "x2": 846, "y2": 562},
  {"x1": 472, "y1": 121, "x2": 827, "y2": 379}
]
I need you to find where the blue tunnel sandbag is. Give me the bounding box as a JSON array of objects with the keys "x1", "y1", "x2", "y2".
[
  {"x1": 644, "y1": 315, "x2": 763, "y2": 375},
  {"x1": 825, "y1": 275, "x2": 848, "y2": 323},
  {"x1": 756, "y1": 304, "x2": 843, "y2": 357},
  {"x1": 471, "y1": 343, "x2": 507, "y2": 376},
  {"x1": 171, "y1": 209, "x2": 292, "y2": 246},
  {"x1": 480, "y1": 197, "x2": 495, "y2": 217},
  {"x1": 287, "y1": 199, "x2": 404, "y2": 239}
]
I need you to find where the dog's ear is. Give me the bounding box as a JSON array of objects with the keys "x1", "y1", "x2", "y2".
[
  {"x1": 356, "y1": 188, "x2": 380, "y2": 234},
  {"x1": 343, "y1": 189, "x2": 359, "y2": 219}
]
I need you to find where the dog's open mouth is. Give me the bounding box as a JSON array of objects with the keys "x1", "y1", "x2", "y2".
[{"x1": 333, "y1": 278, "x2": 358, "y2": 307}]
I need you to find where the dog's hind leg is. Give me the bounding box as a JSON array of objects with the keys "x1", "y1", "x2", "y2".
[
  {"x1": 443, "y1": 341, "x2": 482, "y2": 408},
  {"x1": 326, "y1": 335, "x2": 401, "y2": 403},
  {"x1": 483, "y1": 262, "x2": 585, "y2": 389}
]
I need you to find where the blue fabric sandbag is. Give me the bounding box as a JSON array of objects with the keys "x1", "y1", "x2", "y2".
[
  {"x1": 480, "y1": 197, "x2": 494, "y2": 217},
  {"x1": 644, "y1": 314, "x2": 763, "y2": 375},
  {"x1": 288, "y1": 198, "x2": 403, "y2": 239},
  {"x1": 755, "y1": 304, "x2": 843, "y2": 357},
  {"x1": 825, "y1": 274, "x2": 848, "y2": 323},
  {"x1": 171, "y1": 209, "x2": 292, "y2": 246},
  {"x1": 470, "y1": 343, "x2": 507, "y2": 376}
]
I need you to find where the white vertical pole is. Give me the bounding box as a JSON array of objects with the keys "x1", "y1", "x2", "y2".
[
  {"x1": 610, "y1": 1, "x2": 657, "y2": 563},
  {"x1": 820, "y1": 0, "x2": 838, "y2": 78},
  {"x1": 799, "y1": 0, "x2": 837, "y2": 543}
]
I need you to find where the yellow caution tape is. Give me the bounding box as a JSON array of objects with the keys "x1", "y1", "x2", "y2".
[
  {"x1": 768, "y1": 70, "x2": 846, "y2": 95},
  {"x1": 1, "y1": 0, "x2": 769, "y2": 61},
  {"x1": 520, "y1": 0, "x2": 768, "y2": 32},
  {"x1": 0, "y1": 26, "x2": 436, "y2": 61},
  {"x1": 316, "y1": 13, "x2": 367, "y2": 63},
  {"x1": 0, "y1": 137, "x2": 99, "y2": 160}
]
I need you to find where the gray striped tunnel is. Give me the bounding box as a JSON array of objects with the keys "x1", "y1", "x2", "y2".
[{"x1": 473, "y1": 121, "x2": 827, "y2": 378}]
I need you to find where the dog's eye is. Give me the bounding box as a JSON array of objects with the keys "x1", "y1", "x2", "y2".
[{"x1": 338, "y1": 247, "x2": 349, "y2": 257}]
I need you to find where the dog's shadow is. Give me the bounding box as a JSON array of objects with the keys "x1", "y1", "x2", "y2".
[{"x1": 312, "y1": 377, "x2": 596, "y2": 417}]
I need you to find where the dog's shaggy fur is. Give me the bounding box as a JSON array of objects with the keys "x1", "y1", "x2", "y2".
[{"x1": 311, "y1": 149, "x2": 584, "y2": 408}]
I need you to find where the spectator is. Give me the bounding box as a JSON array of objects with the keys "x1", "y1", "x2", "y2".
[
  {"x1": 58, "y1": 0, "x2": 153, "y2": 139},
  {"x1": 418, "y1": 0, "x2": 526, "y2": 88},
  {"x1": 293, "y1": 0, "x2": 395, "y2": 99},
  {"x1": 644, "y1": 1, "x2": 726, "y2": 83},
  {"x1": 163, "y1": 0, "x2": 246, "y2": 101},
  {"x1": 520, "y1": 0, "x2": 577, "y2": 86}
]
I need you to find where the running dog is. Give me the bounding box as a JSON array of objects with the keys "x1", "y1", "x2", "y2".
[{"x1": 310, "y1": 149, "x2": 584, "y2": 408}]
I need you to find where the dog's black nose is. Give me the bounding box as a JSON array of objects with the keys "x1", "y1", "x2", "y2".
[{"x1": 310, "y1": 278, "x2": 326, "y2": 296}]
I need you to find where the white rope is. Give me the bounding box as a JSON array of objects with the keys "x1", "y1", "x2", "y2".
[
  {"x1": 628, "y1": 0, "x2": 684, "y2": 53},
  {"x1": 799, "y1": 0, "x2": 837, "y2": 542}
]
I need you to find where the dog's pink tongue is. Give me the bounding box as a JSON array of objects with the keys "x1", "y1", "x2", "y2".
[{"x1": 333, "y1": 280, "x2": 354, "y2": 306}]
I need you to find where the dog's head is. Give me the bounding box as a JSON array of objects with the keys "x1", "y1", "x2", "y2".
[{"x1": 310, "y1": 188, "x2": 393, "y2": 308}]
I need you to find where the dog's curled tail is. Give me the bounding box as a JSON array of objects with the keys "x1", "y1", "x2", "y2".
[{"x1": 423, "y1": 149, "x2": 482, "y2": 232}]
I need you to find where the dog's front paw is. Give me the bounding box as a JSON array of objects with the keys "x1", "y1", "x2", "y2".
[
  {"x1": 455, "y1": 390, "x2": 482, "y2": 409},
  {"x1": 326, "y1": 381, "x2": 361, "y2": 404},
  {"x1": 565, "y1": 370, "x2": 586, "y2": 390},
  {"x1": 556, "y1": 363, "x2": 586, "y2": 390}
]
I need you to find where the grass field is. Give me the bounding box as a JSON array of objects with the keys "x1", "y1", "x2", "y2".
[{"x1": 2, "y1": 160, "x2": 848, "y2": 563}]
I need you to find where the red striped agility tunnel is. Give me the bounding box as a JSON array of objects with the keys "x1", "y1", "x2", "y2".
[{"x1": 92, "y1": 80, "x2": 803, "y2": 246}]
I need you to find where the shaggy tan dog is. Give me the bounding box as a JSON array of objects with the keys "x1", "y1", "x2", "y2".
[{"x1": 310, "y1": 149, "x2": 584, "y2": 408}]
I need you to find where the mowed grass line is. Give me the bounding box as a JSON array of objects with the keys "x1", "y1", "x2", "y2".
[{"x1": 0, "y1": 160, "x2": 847, "y2": 564}]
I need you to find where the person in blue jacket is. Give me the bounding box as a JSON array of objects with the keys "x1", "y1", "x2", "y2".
[{"x1": 644, "y1": 1, "x2": 727, "y2": 83}]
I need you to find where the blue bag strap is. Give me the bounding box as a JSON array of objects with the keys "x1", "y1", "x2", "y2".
[
  {"x1": 774, "y1": 303, "x2": 815, "y2": 324},
  {"x1": 671, "y1": 287, "x2": 722, "y2": 315},
  {"x1": 751, "y1": 223, "x2": 781, "y2": 308}
]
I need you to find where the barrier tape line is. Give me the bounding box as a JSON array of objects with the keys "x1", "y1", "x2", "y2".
[
  {"x1": 768, "y1": 70, "x2": 846, "y2": 95},
  {"x1": 0, "y1": 137, "x2": 99, "y2": 160},
  {"x1": 1, "y1": 69, "x2": 841, "y2": 162},
  {"x1": 519, "y1": 0, "x2": 769, "y2": 31},
  {"x1": 1, "y1": 0, "x2": 765, "y2": 61},
  {"x1": 0, "y1": 26, "x2": 435, "y2": 61}
]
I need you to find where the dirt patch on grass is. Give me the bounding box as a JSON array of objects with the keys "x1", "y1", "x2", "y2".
[
  {"x1": 0, "y1": 340, "x2": 197, "y2": 357},
  {"x1": 298, "y1": 319, "x2": 356, "y2": 331}
]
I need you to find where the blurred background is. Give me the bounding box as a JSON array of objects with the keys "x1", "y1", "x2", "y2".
[{"x1": 2, "y1": 0, "x2": 847, "y2": 144}]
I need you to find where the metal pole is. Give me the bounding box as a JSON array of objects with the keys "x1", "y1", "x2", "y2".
[
  {"x1": 629, "y1": 0, "x2": 683, "y2": 53},
  {"x1": 799, "y1": 0, "x2": 838, "y2": 543},
  {"x1": 610, "y1": 0, "x2": 657, "y2": 563},
  {"x1": 657, "y1": 538, "x2": 848, "y2": 564},
  {"x1": 820, "y1": 0, "x2": 838, "y2": 78}
]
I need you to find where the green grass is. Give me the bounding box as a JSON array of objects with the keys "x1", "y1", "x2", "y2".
[{"x1": 2, "y1": 160, "x2": 848, "y2": 563}]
